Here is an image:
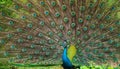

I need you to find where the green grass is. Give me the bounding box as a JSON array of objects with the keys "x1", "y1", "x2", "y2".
[{"x1": 0, "y1": 62, "x2": 120, "y2": 69}]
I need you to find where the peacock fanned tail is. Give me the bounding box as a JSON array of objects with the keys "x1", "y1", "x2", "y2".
[{"x1": 0, "y1": 0, "x2": 120, "y2": 66}]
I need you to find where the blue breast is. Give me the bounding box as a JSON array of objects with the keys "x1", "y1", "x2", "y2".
[{"x1": 62, "y1": 47, "x2": 73, "y2": 68}]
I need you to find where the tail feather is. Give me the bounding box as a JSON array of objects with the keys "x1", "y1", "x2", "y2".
[{"x1": 0, "y1": 0, "x2": 120, "y2": 66}]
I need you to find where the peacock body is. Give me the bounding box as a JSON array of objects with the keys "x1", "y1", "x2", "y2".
[{"x1": 0, "y1": 0, "x2": 120, "y2": 68}]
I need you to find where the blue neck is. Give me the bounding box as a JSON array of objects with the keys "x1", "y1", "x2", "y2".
[{"x1": 62, "y1": 47, "x2": 73, "y2": 67}]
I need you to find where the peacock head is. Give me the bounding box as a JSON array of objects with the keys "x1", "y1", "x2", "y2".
[{"x1": 62, "y1": 40, "x2": 70, "y2": 48}]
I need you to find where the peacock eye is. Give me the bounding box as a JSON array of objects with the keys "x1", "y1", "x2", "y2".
[
  {"x1": 63, "y1": 17, "x2": 69, "y2": 23},
  {"x1": 51, "y1": 1, "x2": 56, "y2": 7},
  {"x1": 27, "y1": 23, "x2": 33, "y2": 28},
  {"x1": 32, "y1": 13, "x2": 37, "y2": 17},
  {"x1": 89, "y1": 3, "x2": 94, "y2": 8},
  {"x1": 71, "y1": 23, "x2": 76, "y2": 28},
  {"x1": 40, "y1": 1, "x2": 45, "y2": 6},
  {"x1": 10, "y1": 44, "x2": 16, "y2": 49},
  {"x1": 8, "y1": 21, "x2": 14, "y2": 26},
  {"x1": 71, "y1": 11, "x2": 76, "y2": 17},
  {"x1": 44, "y1": 10, "x2": 49, "y2": 16},
  {"x1": 55, "y1": 12, "x2": 60, "y2": 17},
  {"x1": 39, "y1": 21, "x2": 45, "y2": 26},
  {"x1": 27, "y1": 3, "x2": 32, "y2": 8},
  {"x1": 62, "y1": 5, "x2": 67, "y2": 11},
  {"x1": 58, "y1": 32, "x2": 63, "y2": 37}
]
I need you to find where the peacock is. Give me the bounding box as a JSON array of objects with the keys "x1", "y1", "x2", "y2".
[{"x1": 0, "y1": 0, "x2": 120, "y2": 69}]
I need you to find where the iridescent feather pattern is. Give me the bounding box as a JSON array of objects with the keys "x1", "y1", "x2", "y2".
[
  {"x1": 61, "y1": 40, "x2": 76, "y2": 68},
  {"x1": 62, "y1": 46, "x2": 73, "y2": 68},
  {"x1": 0, "y1": 0, "x2": 120, "y2": 67}
]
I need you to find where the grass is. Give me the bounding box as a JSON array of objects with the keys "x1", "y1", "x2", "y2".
[
  {"x1": 0, "y1": 62, "x2": 120, "y2": 69},
  {"x1": 17, "y1": 66, "x2": 63, "y2": 69}
]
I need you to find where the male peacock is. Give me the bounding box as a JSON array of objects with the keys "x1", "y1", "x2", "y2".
[
  {"x1": 0, "y1": 0, "x2": 120, "y2": 69},
  {"x1": 62, "y1": 40, "x2": 79, "y2": 69}
]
